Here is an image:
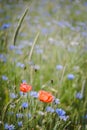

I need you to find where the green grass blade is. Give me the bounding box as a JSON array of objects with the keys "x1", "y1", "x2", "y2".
[{"x1": 13, "y1": 8, "x2": 28, "y2": 45}]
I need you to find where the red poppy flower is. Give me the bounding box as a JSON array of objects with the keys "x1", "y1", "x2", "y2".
[
  {"x1": 38, "y1": 90, "x2": 54, "y2": 103},
  {"x1": 20, "y1": 83, "x2": 32, "y2": 93}
]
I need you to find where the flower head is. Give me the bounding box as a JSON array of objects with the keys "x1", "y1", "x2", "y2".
[
  {"x1": 67, "y1": 74, "x2": 75, "y2": 80},
  {"x1": 16, "y1": 62, "x2": 25, "y2": 68},
  {"x1": 15, "y1": 49, "x2": 23, "y2": 55},
  {"x1": 1, "y1": 23, "x2": 11, "y2": 29},
  {"x1": 55, "y1": 108, "x2": 69, "y2": 121},
  {"x1": 4, "y1": 123, "x2": 9, "y2": 129},
  {"x1": 46, "y1": 106, "x2": 55, "y2": 113},
  {"x1": 26, "y1": 113, "x2": 32, "y2": 118},
  {"x1": 38, "y1": 90, "x2": 54, "y2": 103},
  {"x1": 60, "y1": 115, "x2": 69, "y2": 121},
  {"x1": 9, "y1": 45, "x2": 15, "y2": 50},
  {"x1": 4, "y1": 123, "x2": 15, "y2": 130},
  {"x1": 0, "y1": 54, "x2": 7, "y2": 62},
  {"x1": 18, "y1": 121, "x2": 23, "y2": 127},
  {"x1": 56, "y1": 65, "x2": 63, "y2": 70},
  {"x1": 2, "y1": 75, "x2": 8, "y2": 81},
  {"x1": 16, "y1": 113, "x2": 23, "y2": 118},
  {"x1": 10, "y1": 93, "x2": 17, "y2": 99},
  {"x1": 22, "y1": 79, "x2": 27, "y2": 83},
  {"x1": 22, "y1": 102, "x2": 28, "y2": 108},
  {"x1": 76, "y1": 92, "x2": 83, "y2": 99},
  {"x1": 55, "y1": 108, "x2": 66, "y2": 116},
  {"x1": 20, "y1": 83, "x2": 32, "y2": 93},
  {"x1": 54, "y1": 98, "x2": 60, "y2": 104},
  {"x1": 30, "y1": 91, "x2": 38, "y2": 98}
]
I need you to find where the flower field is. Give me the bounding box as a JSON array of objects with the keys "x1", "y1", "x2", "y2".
[{"x1": 0, "y1": 0, "x2": 87, "y2": 130}]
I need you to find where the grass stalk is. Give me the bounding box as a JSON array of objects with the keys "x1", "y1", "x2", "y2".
[
  {"x1": 28, "y1": 32, "x2": 40, "y2": 61},
  {"x1": 13, "y1": 8, "x2": 28, "y2": 45}
]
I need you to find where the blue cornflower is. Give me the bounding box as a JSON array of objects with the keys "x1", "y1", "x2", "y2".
[
  {"x1": 56, "y1": 65, "x2": 63, "y2": 70},
  {"x1": 54, "y1": 98, "x2": 60, "y2": 104},
  {"x1": 41, "y1": 28, "x2": 49, "y2": 35},
  {"x1": 2, "y1": 75, "x2": 8, "y2": 81},
  {"x1": 22, "y1": 79, "x2": 27, "y2": 83},
  {"x1": 76, "y1": 92, "x2": 83, "y2": 99},
  {"x1": 84, "y1": 2, "x2": 87, "y2": 6},
  {"x1": 55, "y1": 108, "x2": 68, "y2": 121},
  {"x1": 18, "y1": 121, "x2": 23, "y2": 127},
  {"x1": 46, "y1": 106, "x2": 55, "y2": 113},
  {"x1": 55, "y1": 108, "x2": 66, "y2": 116},
  {"x1": 59, "y1": 115, "x2": 69, "y2": 121},
  {"x1": 1, "y1": 23, "x2": 11, "y2": 29},
  {"x1": 8, "y1": 124, "x2": 15, "y2": 130},
  {"x1": 36, "y1": 48, "x2": 43, "y2": 54},
  {"x1": 10, "y1": 93, "x2": 17, "y2": 99},
  {"x1": 9, "y1": 45, "x2": 15, "y2": 50},
  {"x1": 16, "y1": 113, "x2": 23, "y2": 118},
  {"x1": 82, "y1": 32, "x2": 87, "y2": 37},
  {"x1": 30, "y1": 91, "x2": 38, "y2": 98},
  {"x1": 0, "y1": 54, "x2": 7, "y2": 62},
  {"x1": 57, "y1": 21, "x2": 65, "y2": 28},
  {"x1": 26, "y1": 113, "x2": 32, "y2": 118},
  {"x1": 15, "y1": 49, "x2": 23, "y2": 55},
  {"x1": 84, "y1": 115, "x2": 87, "y2": 119},
  {"x1": 0, "y1": 54, "x2": 3, "y2": 59},
  {"x1": 19, "y1": 92, "x2": 27, "y2": 97},
  {"x1": 17, "y1": 44, "x2": 25, "y2": 49},
  {"x1": 4, "y1": 123, "x2": 9, "y2": 129},
  {"x1": 67, "y1": 74, "x2": 75, "y2": 80},
  {"x1": 16, "y1": 62, "x2": 25, "y2": 68},
  {"x1": 4, "y1": 123, "x2": 15, "y2": 130},
  {"x1": 22, "y1": 102, "x2": 28, "y2": 108}
]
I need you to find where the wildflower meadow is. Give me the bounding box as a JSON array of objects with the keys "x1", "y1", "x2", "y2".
[{"x1": 0, "y1": 0, "x2": 87, "y2": 130}]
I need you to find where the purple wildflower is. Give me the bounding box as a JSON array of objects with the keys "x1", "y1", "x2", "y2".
[
  {"x1": 16, "y1": 62, "x2": 25, "y2": 68},
  {"x1": 19, "y1": 91, "x2": 27, "y2": 97},
  {"x1": 4, "y1": 123, "x2": 15, "y2": 130},
  {"x1": 22, "y1": 79, "x2": 27, "y2": 83},
  {"x1": 26, "y1": 113, "x2": 32, "y2": 118},
  {"x1": 59, "y1": 115, "x2": 69, "y2": 121},
  {"x1": 15, "y1": 49, "x2": 23, "y2": 55},
  {"x1": 4, "y1": 123, "x2": 9, "y2": 129},
  {"x1": 18, "y1": 121, "x2": 23, "y2": 127},
  {"x1": 55, "y1": 108, "x2": 66, "y2": 116},
  {"x1": 46, "y1": 106, "x2": 55, "y2": 113},
  {"x1": 55, "y1": 108, "x2": 68, "y2": 121},
  {"x1": 10, "y1": 93, "x2": 17, "y2": 99},
  {"x1": 22, "y1": 102, "x2": 28, "y2": 108},
  {"x1": 1, "y1": 23, "x2": 11, "y2": 29},
  {"x1": 9, "y1": 45, "x2": 15, "y2": 50},
  {"x1": 35, "y1": 48, "x2": 43, "y2": 54},
  {"x1": 0, "y1": 54, "x2": 7, "y2": 62},
  {"x1": 16, "y1": 113, "x2": 23, "y2": 118},
  {"x1": 76, "y1": 92, "x2": 83, "y2": 99},
  {"x1": 30, "y1": 91, "x2": 38, "y2": 98},
  {"x1": 56, "y1": 65, "x2": 63, "y2": 70},
  {"x1": 2, "y1": 75, "x2": 8, "y2": 81},
  {"x1": 67, "y1": 74, "x2": 75, "y2": 80},
  {"x1": 54, "y1": 98, "x2": 60, "y2": 104}
]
